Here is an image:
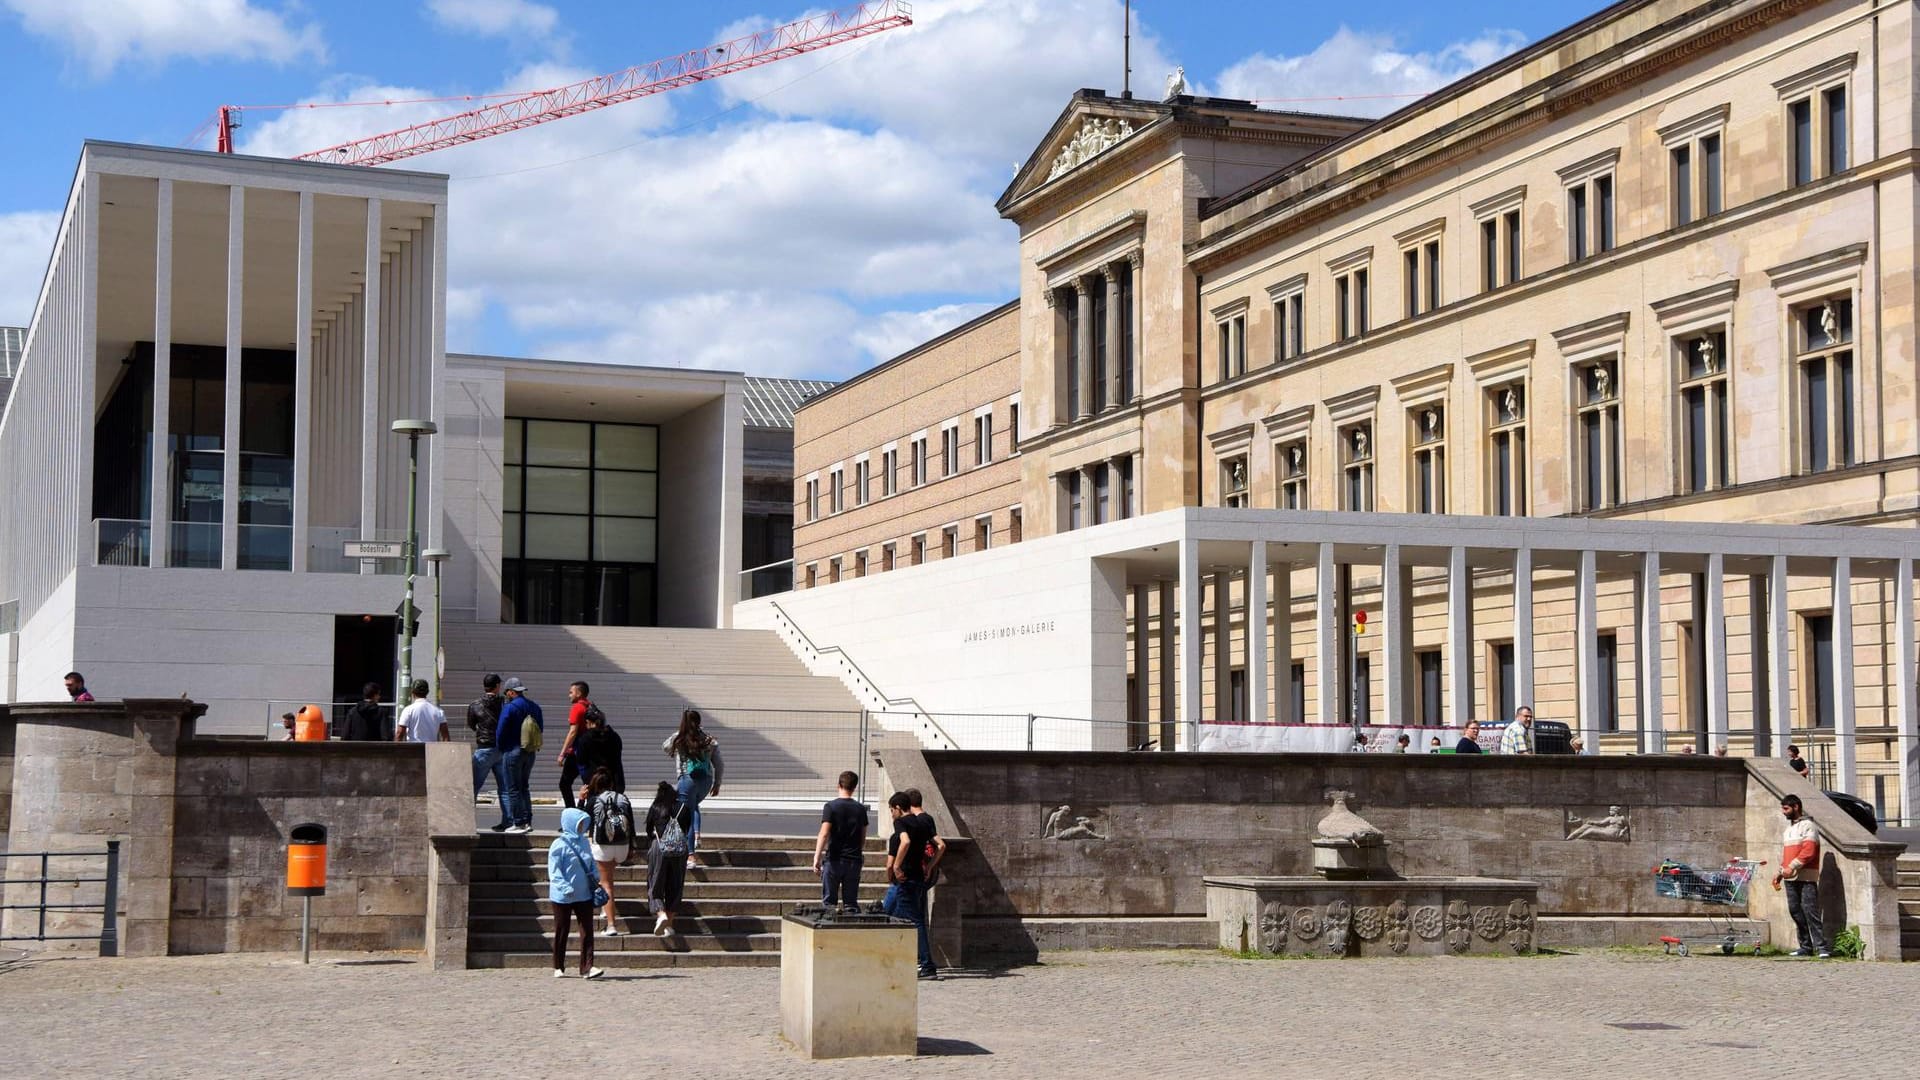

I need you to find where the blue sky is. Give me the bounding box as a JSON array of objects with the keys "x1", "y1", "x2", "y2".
[{"x1": 0, "y1": 0, "x2": 1605, "y2": 379}]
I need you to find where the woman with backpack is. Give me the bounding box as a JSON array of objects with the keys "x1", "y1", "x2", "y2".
[
  {"x1": 576, "y1": 707, "x2": 625, "y2": 793},
  {"x1": 661, "y1": 709, "x2": 723, "y2": 865},
  {"x1": 583, "y1": 767, "x2": 634, "y2": 936},
  {"x1": 546, "y1": 807, "x2": 604, "y2": 979},
  {"x1": 644, "y1": 780, "x2": 695, "y2": 936}
]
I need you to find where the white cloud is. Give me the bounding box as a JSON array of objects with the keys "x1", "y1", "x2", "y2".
[
  {"x1": 1214, "y1": 27, "x2": 1528, "y2": 117},
  {"x1": 0, "y1": 210, "x2": 61, "y2": 327},
  {"x1": 425, "y1": 0, "x2": 558, "y2": 41},
  {"x1": 850, "y1": 303, "x2": 1001, "y2": 364},
  {"x1": 715, "y1": 0, "x2": 1178, "y2": 164},
  {"x1": 532, "y1": 291, "x2": 860, "y2": 379},
  {"x1": 2, "y1": 0, "x2": 323, "y2": 77}
]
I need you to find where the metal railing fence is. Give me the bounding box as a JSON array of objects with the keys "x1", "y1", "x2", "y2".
[{"x1": 0, "y1": 842, "x2": 120, "y2": 956}]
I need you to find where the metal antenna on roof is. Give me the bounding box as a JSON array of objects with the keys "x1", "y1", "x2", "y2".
[{"x1": 1122, "y1": 0, "x2": 1132, "y2": 99}]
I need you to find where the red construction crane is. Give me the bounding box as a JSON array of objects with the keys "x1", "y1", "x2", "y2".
[{"x1": 214, "y1": 1, "x2": 912, "y2": 166}]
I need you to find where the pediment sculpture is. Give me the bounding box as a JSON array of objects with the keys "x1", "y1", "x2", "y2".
[{"x1": 1046, "y1": 116, "x2": 1137, "y2": 181}]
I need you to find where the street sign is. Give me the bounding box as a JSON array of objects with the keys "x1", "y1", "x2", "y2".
[{"x1": 345, "y1": 540, "x2": 405, "y2": 559}]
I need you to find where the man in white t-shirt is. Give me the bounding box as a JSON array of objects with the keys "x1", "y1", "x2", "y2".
[{"x1": 395, "y1": 680, "x2": 449, "y2": 743}]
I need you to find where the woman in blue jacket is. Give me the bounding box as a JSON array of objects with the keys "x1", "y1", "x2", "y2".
[{"x1": 547, "y1": 807, "x2": 604, "y2": 979}]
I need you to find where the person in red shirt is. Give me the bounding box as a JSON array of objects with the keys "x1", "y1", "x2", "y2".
[
  {"x1": 556, "y1": 680, "x2": 592, "y2": 809},
  {"x1": 64, "y1": 672, "x2": 94, "y2": 702},
  {"x1": 1772, "y1": 794, "x2": 1830, "y2": 958}
]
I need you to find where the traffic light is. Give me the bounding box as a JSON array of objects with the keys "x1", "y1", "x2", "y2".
[{"x1": 1352, "y1": 610, "x2": 1368, "y2": 636}]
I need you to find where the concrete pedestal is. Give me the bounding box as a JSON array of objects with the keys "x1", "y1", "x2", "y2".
[
  {"x1": 1206, "y1": 876, "x2": 1543, "y2": 957},
  {"x1": 780, "y1": 913, "x2": 917, "y2": 1058}
]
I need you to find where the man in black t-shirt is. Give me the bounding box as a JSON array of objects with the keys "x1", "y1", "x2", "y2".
[
  {"x1": 812, "y1": 771, "x2": 868, "y2": 909},
  {"x1": 882, "y1": 790, "x2": 945, "y2": 978}
]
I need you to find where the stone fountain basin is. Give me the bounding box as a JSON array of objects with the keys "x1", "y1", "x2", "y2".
[{"x1": 1204, "y1": 876, "x2": 1542, "y2": 957}]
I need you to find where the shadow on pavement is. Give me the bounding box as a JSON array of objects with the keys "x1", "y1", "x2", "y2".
[{"x1": 917, "y1": 1037, "x2": 992, "y2": 1056}]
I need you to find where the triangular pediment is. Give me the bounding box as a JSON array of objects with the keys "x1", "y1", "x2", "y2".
[{"x1": 998, "y1": 94, "x2": 1163, "y2": 213}]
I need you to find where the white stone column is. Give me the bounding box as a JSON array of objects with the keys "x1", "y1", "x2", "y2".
[
  {"x1": 1512, "y1": 547, "x2": 1534, "y2": 710},
  {"x1": 292, "y1": 191, "x2": 313, "y2": 572},
  {"x1": 1895, "y1": 557, "x2": 1917, "y2": 826},
  {"x1": 1382, "y1": 543, "x2": 1406, "y2": 727},
  {"x1": 1447, "y1": 546, "x2": 1473, "y2": 727},
  {"x1": 1074, "y1": 278, "x2": 1094, "y2": 420},
  {"x1": 1157, "y1": 579, "x2": 1176, "y2": 749},
  {"x1": 220, "y1": 185, "x2": 244, "y2": 572},
  {"x1": 1248, "y1": 540, "x2": 1269, "y2": 726},
  {"x1": 1212, "y1": 571, "x2": 1232, "y2": 721},
  {"x1": 1575, "y1": 549, "x2": 1600, "y2": 752},
  {"x1": 1128, "y1": 252, "x2": 1143, "y2": 401},
  {"x1": 1317, "y1": 543, "x2": 1341, "y2": 725},
  {"x1": 1178, "y1": 536, "x2": 1202, "y2": 748},
  {"x1": 1769, "y1": 557, "x2": 1792, "y2": 759},
  {"x1": 149, "y1": 179, "x2": 173, "y2": 568},
  {"x1": 1832, "y1": 556, "x2": 1857, "y2": 794},
  {"x1": 1273, "y1": 556, "x2": 1293, "y2": 723},
  {"x1": 1105, "y1": 266, "x2": 1123, "y2": 410},
  {"x1": 1639, "y1": 551, "x2": 1665, "y2": 754},
  {"x1": 360, "y1": 197, "x2": 383, "y2": 544},
  {"x1": 1704, "y1": 552, "x2": 1729, "y2": 751},
  {"x1": 1132, "y1": 584, "x2": 1151, "y2": 743}
]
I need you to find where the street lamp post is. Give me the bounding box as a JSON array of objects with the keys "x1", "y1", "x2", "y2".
[
  {"x1": 391, "y1": 419, "x2": 437, "y2": 698},
  {"x1": 423, "y1": 548, "x2": 449, "y2": 705}
]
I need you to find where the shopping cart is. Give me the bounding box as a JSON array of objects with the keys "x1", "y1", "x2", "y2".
[{"x1": 1651, "y1": 858, "x2": 1766, "y2": 956}]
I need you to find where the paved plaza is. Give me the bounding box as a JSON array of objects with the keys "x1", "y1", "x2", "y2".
[{"x1": 3, "y1": 948, "x2": 1914, "y2": 1079}]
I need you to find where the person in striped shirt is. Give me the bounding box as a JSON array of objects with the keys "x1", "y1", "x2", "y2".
[{"x1": 1499, "y1": 706, "x2": 1534, "y2": 755}]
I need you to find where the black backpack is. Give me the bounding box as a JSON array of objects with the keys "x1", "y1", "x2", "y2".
[{"x1": 594, "y1": 792, "x2": 632, "y2": 846}]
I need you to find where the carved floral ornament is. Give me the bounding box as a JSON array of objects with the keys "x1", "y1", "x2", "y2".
[{"x1": 1047, "y1": 117, "x2": 1139, "y2": 181}]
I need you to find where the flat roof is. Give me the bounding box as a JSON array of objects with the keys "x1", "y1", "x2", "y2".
[{"x1": 796, "y1": 299, "x2": 1018, "y2": 414}]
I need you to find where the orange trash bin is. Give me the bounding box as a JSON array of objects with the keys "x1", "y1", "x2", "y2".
[
  {"x1": 294, "y1": 704, "x2": 328, "y2": 742},
  {"x1": 288, "y1": 823, "x2": 327, "y2": 896}
]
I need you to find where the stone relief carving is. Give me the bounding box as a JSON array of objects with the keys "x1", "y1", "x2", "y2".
[
  {"x1": 1819, "y1": 300, "x2": 1838, "y2": 344},
  {"x1": 1353, "y1": 905, "x2": 1385, "y2": 941},
  {"x1": 1695, "y1": 334, "x2": 1718, "y2": 373},
  {"x1": 1444, "y1": 900, "x2": 1473, "y2": 954},
  {"x1": 1045, "y1": 117, "x2": 1138, "y2": 180},
  {"x1": 1324, "y1": 899, "x2": 1353, "y2": 956},
  {"x1": 1292, "y1": 906, "x2": 1322, "y2": 941},
  {"x1": 1385, "y1": 900, "x2": 1411, "y2": 955},
  {"x1": 1564, "y1": 805, "x2": 1630, "y2": 842},
  {"x1": 1473, "y1": 906, "x2": 1505, "y2": 941},
  {"x1": 1042, "y1": 804, "x2": 1107, "y2": 841},
  {"x1": 1260, "y1": 901, "x2": 1289, "y2": 954},
  {"x1": 1505, "y1": 899, "x2": 1534, "y2": 954},
  {"x1": 1411, "y1": 905, "x2": 1444, "y2": 941}
]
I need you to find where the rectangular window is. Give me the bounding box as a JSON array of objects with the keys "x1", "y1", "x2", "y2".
[
  {"x1": 941, "y1": 526, "x2": 959, "y2": 559},
  {"x1": 1576, "y1": 360, "x2": 1622, "y2": 511},
  {"x1": 1824, "y1": 86, "x2": 1847, "y2": 173},
  {"x1": 1092, "y1": 462, "x2": 1111, "y2": 524},
  {"x1": 975, "y1": 516, "x2": 992, "y2": 552},
  {"x1": 1335, "y1": 276, "x2": 1351, "y2": 341},
  {"x1": 853, "y1": 460, "x2": 869, "y2": 507},
  {"x1": 1228, "y1": 668, "x2": 1248, "y2": 724},
  {"x1": 1595, "y1": 175, "x2": 1615, "y2": 251},
  {"x1": 881, "y1": 543, "x2": 896, "y2": 572},
  {"x1": 1569, "y1": 183, "x2": 1588, "y2": 261},
  {"x1": 1417, "y1": 650, "x2": 1443, "y2": 726},
  {"x1": 1479, "y1": 207, "x2": 1522, "y2": 290},
  {"x1": 1009, "y1": 507, "x2": 1023, "y2": 543},
  {"x1": 1790, "y1": 98, "x2": 1813, "y2": 185},
  {"x1": 1494, "y1": 641, "x2": 1516, "y2": 725},
  {"x1": 804, "y1": 478, "x2": 819, "y2": 522},
  {"x1": 880, "y1": 448, "x2": 897, "y2": 497},
  {"x1": 1342, "y1": 423, "x2": 1374, "y2": 511},
  {"x1": 1410, "y1": 405, "x2": 1445, "y2": 513},
  {"x1": 911, "y1": 437, "x2": 928, "y2": 487},
  {"x1": 1061, "y1": 286, "x2": 1081, "y2": 420},
  {"x1": 1504, "y1": 210, "x2": 1521, "y2": 284},
  {"x1": 1404, "y1": 248, "x2": 1421, "y2": 318},
  {"x1": 804, "y1": 563, "x2": 817, "y2": 589},
  {"x1": 1066, "y1": 470, "x2": 1084, "y2": 531},
  {"x1": 1273, "y1": 291, "x2": 1305, "y2": 361},
  {"x1": 853, "y1": 550, "x2": 867, "y2": 578},
  {"x1": 1353, "y1": 656, "x2": 1372, "y2": 726},
  {"x1": 828, "y1": 468, "x2": 844, "y2": 514},
  {"x1": 974, "y1": 412, "x2": 994, "y2": 466},
  {"x1": 1795, "y1": 298, "x2": 1855, "y2": 472},
  {"x1": 1487, "y1": 384, "x2": 1528, "y2": 515},
  {"x1": 1221, "y1": 455, "x2": 1249, "y2": 509},
  {"x1": 1335, "y1": 269, "x2": 1369, "y2": 341},
  {"x1": 1116, "y1": 456, "x2": 1135, "y2": 519},
  {"x1": 1091, "y1": 278, "x2": 1109, "y2": 412},
  {"x1": 941, "y1": 425, "x2": 959, "y2": 477},
  {"x1": 910, "y1": 534, "x2": 926, "y2": 565},
  {"x1": 1672, "y1": 144, "x2": 1693, "y2": 226},
  {"x1": 1217, "y1": 313, "x2": 1247, "y2": 381},
  {"x1": 1403, "y1": 240, "x2": 1441, "y2": 318},
  {"x1": 1804, "y1": 613, "x2": 1834, "y2": 728},
  {"x1": 1289, "y1": 662, "x2": 1306, "y2": 726},
  {"x1": 1678, "y1": 330, "x2": 1730, "y2": 493},
  {"x1": 1277, "y1": 440, "x2": 1308, "y2": 509},
  {"x1": 1566, "y1": 172, "x2": 1615, "y2": 262},
  {"x1": 1597, "y1": 633, "x2": 1619, "y2": 732},
  {"x1": 1480, "y1": 218, "x2": 1498, "y2": 291},
  {"x1": 1700, "y1": 135, "x2": 1722, "y2": 215},
  {"x1": 1009, "y1": 400, "x2": 1021, "y2": 449},
  {"x1": 829, "y1": 557, "x2": 841, "y2": 583},
  {"x1": 1425, "y1": 240, "x2": 1441, "y2": 311}
]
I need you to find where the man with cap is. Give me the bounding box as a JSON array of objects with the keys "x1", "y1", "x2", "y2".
[{"x1": 495, "y1": 678, "x2": 544, "y2": 834}]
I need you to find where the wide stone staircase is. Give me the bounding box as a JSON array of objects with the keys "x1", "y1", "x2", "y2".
[
  {"x1": 1900, "y1": 853, "x2": 1920, "y2": 960},
  {"x1": 467, "y1": 831, "x2": 890, "y2": 969},
  {"x1": 442, "y1": 624, "x2": 870, "y2": 799}
]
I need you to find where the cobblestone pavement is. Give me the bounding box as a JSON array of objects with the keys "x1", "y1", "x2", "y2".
[{"x1": 3, "y1": 948, "x2": 1915, "y2": 1079}]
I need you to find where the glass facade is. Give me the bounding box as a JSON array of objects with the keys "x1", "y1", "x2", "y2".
[{"x1": 501, "y1": 417, "x2": 660, "y2": 626}]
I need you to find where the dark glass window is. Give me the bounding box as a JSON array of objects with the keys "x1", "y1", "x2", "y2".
[{"x1": 502, "y1": 418, "x2": 659, "y2": 626}]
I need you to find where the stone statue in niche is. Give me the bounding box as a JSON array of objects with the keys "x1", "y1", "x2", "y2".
[
  {"x1": 1819, "y1": 300, "x2": 1839, "y2": 344},
  {"x1": 1564, "y1": 805, "x2": 1631, "y2": 842},
  {"x1": 1042, "y1": 804, "x2": 1106, "y2": 841},
  {"x1": 1593, "y1": 365, "x2": 1611, "y2": 398},
  {"x1": 1696, "y1": 334, "x2": 1718, "y2": 373}
]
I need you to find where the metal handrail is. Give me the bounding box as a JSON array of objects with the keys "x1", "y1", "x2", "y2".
[
  {"x1": 0, "y1": 842, "x2": 120, "y2": 956},
  {"x1": 767, "y1": 598, "x2": 960, "y2": 749}
]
